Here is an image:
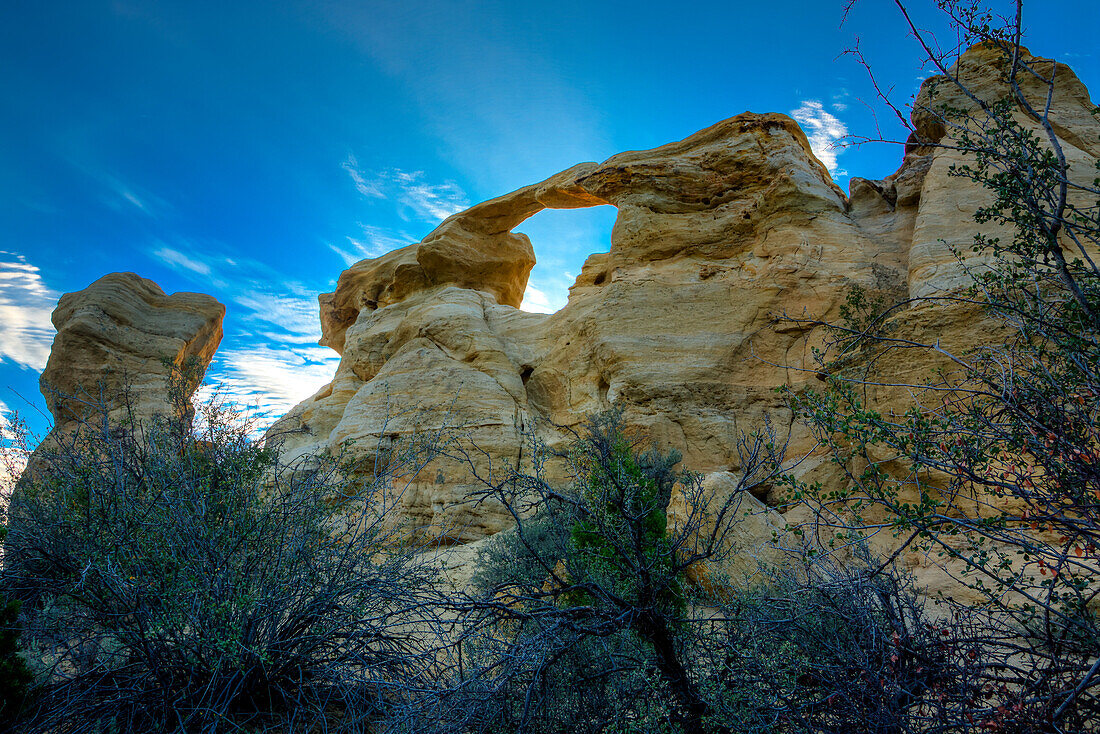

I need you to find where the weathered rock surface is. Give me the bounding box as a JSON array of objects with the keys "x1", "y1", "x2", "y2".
[
  {"x1": 907, "y1": 44, "x2": 1100, "y2": 297},
  {"x1": 271, "y1": 110, "x2": 874, "y2": 542},
  {"x1": 267, "y1": 44, "x2": 1098, "y2": 592},
  {"x1": 40, "y1": 272, "x2": 225, "y2": 431}
]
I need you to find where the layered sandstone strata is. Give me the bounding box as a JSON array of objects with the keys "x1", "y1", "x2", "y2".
[{"x1": 39, "y1": 272, "x2": 225, "y2": 432}]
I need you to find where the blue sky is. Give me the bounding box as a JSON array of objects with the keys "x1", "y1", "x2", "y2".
[{"x1": 1, "y1": 0, "x2": 1097, "y2": 438}]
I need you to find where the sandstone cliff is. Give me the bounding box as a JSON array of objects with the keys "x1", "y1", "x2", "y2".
[{"x1": 261, "y1": 45, "x2": 1097, "y2": 589}]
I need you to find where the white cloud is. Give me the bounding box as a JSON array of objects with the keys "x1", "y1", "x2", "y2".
[
  {"x1": 119, "y1": 189, "x2": 149, "y2": 212},
  {"x1": 147, "y1": 241, "x2": 323, "y2": 343},
  {"x1": 520, "y1": 284, "x2": 561, "y2": 314},
  {"x1": 197, "y1": 345, "x2": 340, "y2": 431},
  {"x1": 92, "y1": 170, "x2": 166, "y2": 218},
  {"x1": 342, "y1": 154, "x2": 385, "y2": 199},
  {"x1": 235, "y1": 288, "x2": 324, "y2": 345},
  {"x1": 144, "y1": 242, "x2": 340, "y2": 427},
  {"x1": 328, "y1": 225, "x2": 415, "y2": 266},
  {"x1": 390, "y1": 169, "x2": 468, "y2": 221},
  {"x1": 520, "y1": 267, "x2": 578, "y2": 315},
  {"x1": 0, "y1": 253, "x2": 58, "y2": 371},
  {"x1": 790, "y1": 100, "x2": 849, "y2": 176},
  {"x1": 152, "y1": 243, "x2": 213, "y2": 276},
  {"x1": 342, "y1": 161, "x2": 469, "y2": 224}
]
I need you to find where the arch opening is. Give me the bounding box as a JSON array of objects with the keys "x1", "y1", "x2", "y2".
[{"x1": 515, "y1": 204, "x2": 617, "y2": 315}]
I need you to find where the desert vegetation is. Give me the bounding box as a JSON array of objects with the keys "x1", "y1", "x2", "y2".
[
  {"x1": 778, "y1": 0, "x2": 1100, "y2": 729},
  {"x1": 0, "y1": 395, "x2": 960, "y2": 734},
  {"x1": 0, "y1": 378, "x2": 455, "y2": 732}
]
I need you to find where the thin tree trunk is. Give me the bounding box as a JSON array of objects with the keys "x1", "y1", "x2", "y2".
[{"x1": 642, "y1": 613, "x2": 727, "y2": 734}]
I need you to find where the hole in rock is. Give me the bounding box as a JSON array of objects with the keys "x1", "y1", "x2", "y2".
[
  {"x1": 597, "y1": 375, "x2": 610, "y2": 405},
  {"x1": 515, "y1": 205, "x2": 617, "y2": 315},
  {"x1": 520, "y1": 365, "x2": 534, "y2": 385}
]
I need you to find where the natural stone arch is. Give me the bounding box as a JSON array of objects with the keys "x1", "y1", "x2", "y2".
[{"x1": 318, "y1": 162, "x2": 610, "y2": 353}]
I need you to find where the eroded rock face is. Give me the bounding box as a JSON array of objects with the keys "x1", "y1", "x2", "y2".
[
  {"x1": 40, "y1": 272, "x2": 225, "y2": 432},
  {"x1": 907, "y1": 45, "x2": 1100, "y2": 297},
  {"x1": 268, "y1": 44, "x2": 1096, "y2": 584},
  {"x1": 270, "y1": 110, "x2": 902, "y2": 543}
]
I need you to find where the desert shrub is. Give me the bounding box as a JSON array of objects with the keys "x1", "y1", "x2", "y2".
[
  {"x1": 1, "y1": 391, "x2": 449, "y2": 733},
  {"x1": 781, "y1": 2, "x2": 1100, "y2": 729},
  {"x1": 418, "y1": 411, "x2": 975, "y2": 734},
  {"x1": 458, "y1": 509, "x2": 676, "y2": 734},
  {"x1": 0, "y1": 591, "x2": 33, "y2": 725},
  {"x1": 452, "y1": 491, "x2": 953, "y2": 733},
  {"x1": 694, "y1": 552, "x2": 971, "y2": 734},
  {"x1": 420, "y1": 412, "x2": 754, "y2": 732},
  {"x1": 426, "y1": 411, "x2": 837, "y2": 733}
]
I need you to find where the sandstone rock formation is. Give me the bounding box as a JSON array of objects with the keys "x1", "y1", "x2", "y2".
[
  {"x1": 906, "y1": 44, "x2": 1100, "y2": 298},
  {"x1": 271, "y1": 111, "x2": 866, "y2": 542},
  {"x1": 266, "y1": 43, "x2": 1098, "y2": 591},
  {"x1": 26, "y1": 44, "x2": 1092, "y2": 595},
  {"x1": 39, "y1": 272, "x2": 225, "y2": 432},
  {"x1": 269, "y1": 109, "x2": 898, "y2": 546}
]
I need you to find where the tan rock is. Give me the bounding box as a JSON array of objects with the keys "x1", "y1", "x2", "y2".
[
  {"x1": 39, "y1": 272, "x2": 225, "y2": 430},
  {"x1": 316, "y1": 163, "x2": 607, "y2": 356},
  {"x1": 272, "y1": 109, "x2": 911, "y2": 542},
  {"x1": 908, "y1": 44, "x2": 1100, "y2": 297},
  {"x1": 670, "y1": 471, "x2": 788, "y2": 586},
  {"x1": 256, "y1": 46, "x2": 1095, "y2": 593}
]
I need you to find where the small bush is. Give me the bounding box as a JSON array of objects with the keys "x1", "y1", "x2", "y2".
[
  {"x1": 2, "y1": 391, "x2": 448, "y2": 733},
  {"x1": 0, "y1": 592, "x2": 33, "y2": 725}
]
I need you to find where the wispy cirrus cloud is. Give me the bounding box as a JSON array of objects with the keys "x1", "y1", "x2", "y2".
[
  {"x1": 151, "y1": 241, "x2": 324, "y2": 345},
  {"x1": 234, "y1": 284, "x2": 327, "y2": 345},
  {"x1": 790, "y1": 100, "x2": 849, "y2": 176},
  {"x1": 197, "y1": 345, "x2": 340, "y2": 430},
  {"x1": 57, "y1": 143, "x2": 169, "y2": 219},
  {"x1": 341, "y1": 154, "x2": 385, "y2": 199},
  {"x1": 328, "y1": 224, "x2": 416, "y2": 267},
  {"x1": 151, "y1": 242, "x2": 213, "y2": 276},
  {"x1": 333, "y1": 158, "x2": 467, "y2": 267},
  {"x1": 389, "y1": 169, "x2": 468, "y2": 221},
  {"x1": 0, "y1": 253, "x2": 59, "y2": 371},
  {"x1": 148, "y1": 241, "x2": 340, "y2": 427},
  {"x1": 342, "y1": 157, "x2": 469, "y2": 223}
]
